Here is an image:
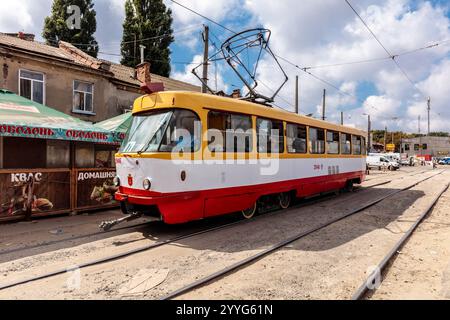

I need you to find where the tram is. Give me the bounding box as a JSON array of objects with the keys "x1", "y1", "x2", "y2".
[{"x1": 113, "y1": 91, "x2": 367, "y2": 224}]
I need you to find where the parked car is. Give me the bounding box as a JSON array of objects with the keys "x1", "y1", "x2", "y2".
[
  {"x1": 438, "y1": 158, "x2": 450, "y2": 165},
  {"x1": 367, "y1": 156, "x2": 400, "y2": 171}
]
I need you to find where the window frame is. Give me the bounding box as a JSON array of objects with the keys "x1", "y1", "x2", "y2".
[
  {"x1": 18, "y1": 69, "x2": 46, "y2": 104},
  {"x1": 207, "y1": 110, "x2": 253, "y2": 153},
  {"x1": 340, "y1": 133, "x2": 352, "y2": 155},
  {"x1": 256, "y1": 117, "x2": 285, "y2": 154},
  {"x1": 119, "y1": 108, "x2": 202, "y2": 154},
  {"x1": 326, "y1": 130, "x2": 340, "y2": 155},
  {"x1": 309, "y1": 127, "x2": 326, "y2": 155},
  {"x1": 286, "y1": 122, "x2": 308, "y2": 154},
  {"x1": 73, "y1": 80, "x2": 95, "y2": 115},
  {"x1": 352, "y1": 135, "x2": 362, "y2": 155},
  {"x1": 361, "y1": 136, "x2": 367, "y2": 155}
]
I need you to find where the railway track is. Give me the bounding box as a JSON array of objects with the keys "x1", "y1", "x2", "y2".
[
  {"x1": 0, "y1": 220, "x2": 152, "y2": 257},
  {"x1": 159, "y1": 170, "x2": 446, "y2": 300},
  {"x1": 351, "y1": 182, "x2": 450, "y2": 300},
  {"x1": 0, "y1": 170, "x2": 441, "y2": 293},
  {"x1": 0, "y1": 174, "x2": 394, "y2": 259}
]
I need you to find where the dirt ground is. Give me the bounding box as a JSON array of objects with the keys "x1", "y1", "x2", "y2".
[
  {"x1": 0, "y1": 167, "x2": 448, "y2": 300},
  {"x1": 368, "y1": 182, "x2": 450, "y2": 300}
]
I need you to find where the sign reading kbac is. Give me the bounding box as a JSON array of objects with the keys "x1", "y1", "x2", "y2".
[{"x1": 11, "y1": 172, "x2": 43, "y2": 183}]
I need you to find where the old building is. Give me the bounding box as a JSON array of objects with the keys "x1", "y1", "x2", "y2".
[
  {"x1": 401, "y1": 136, "x2": 450, "y2": 157},
  {"x1": 0, "y1": 33, "x2": 201, "y2": 123}
]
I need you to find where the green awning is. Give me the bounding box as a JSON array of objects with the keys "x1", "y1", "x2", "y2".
[
  {"x1": 94, "y1": 112, "x2": 132, "y2": 143},
  {"x1": 0, "y1": 89, "x2": 118, "y2": 144}
]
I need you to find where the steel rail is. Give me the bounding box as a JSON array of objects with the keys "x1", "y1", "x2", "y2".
[
  {"x1": 0, "y1": 221, "x2": 152, "y2": 257},
  {"x1": 351, "y1": 182, "x2": 450, "y2": 300},
  {"x1": 0, "y1": 172, "x2": 427, "y2": 292},
  {"x1": 160, "y1": 170, "x2": 444, "y2": 300}
]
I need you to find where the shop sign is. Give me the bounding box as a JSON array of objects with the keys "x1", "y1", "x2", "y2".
[
  {"x1": 76, "y1": 170, "x2": 118, "y2": 209},
  {"x1": 0, "y1": 124, "x2": 117, "y2": 144}
]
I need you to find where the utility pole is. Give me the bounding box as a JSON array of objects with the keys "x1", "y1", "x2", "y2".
[
  {"x1": 202, "y1": 25, "x2": 209, "y2": 94},
  {"x1": 133, "y1": 33, "x2": 137, "y2": 62},
  {"x1": 295, "y1": 75, "x2": 299, "y2": 114},
  {"x1": 322, "y1": 89, "x2": 326, "y2": 121},
  {"x1": 392, "y1": 132, "x2": 395, "y2": 151},
  {"x1": 418, "y1": 115, "x2": 421, "y2": 135},
  {"x1": 367, "y1": 115, "x2": 371, "y2": 154},
  {"x1": 139, "y1": 45, "x2": 146, "y2": 64},
  {"x1": 384, "y1": 126, "x2": 387, "y2": 153},
  {"x1": 427, "y1": 97, "x2": 431, "y2": 135},
  {"x1": 340, "y1": 112, "x2": 344, "y2": 125}
]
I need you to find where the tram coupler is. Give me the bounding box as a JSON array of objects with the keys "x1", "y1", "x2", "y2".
[{"x1": 99, "y1": 212, "x2": 143, "y2": 231}]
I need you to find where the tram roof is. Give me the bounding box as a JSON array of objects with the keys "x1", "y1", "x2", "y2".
[{"x1": 132, "y1": 91, "x2": 367, "y2": 137}]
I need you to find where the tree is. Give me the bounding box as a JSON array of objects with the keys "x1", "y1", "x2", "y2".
[
  {"x1": 43, "y1": 0, "x2": 98, "y2": 57},
  {"x1": 121, "y1": 0, "x2": 174, "y2": 77}
]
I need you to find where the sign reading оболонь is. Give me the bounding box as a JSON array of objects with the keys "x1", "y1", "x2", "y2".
[{"x1": 0, "y1": 124, "x2": 121, "y2": 144}]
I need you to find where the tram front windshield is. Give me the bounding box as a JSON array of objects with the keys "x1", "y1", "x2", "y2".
[{"x1": 119, "y1": 109, "x2": 200, "y2": 153}]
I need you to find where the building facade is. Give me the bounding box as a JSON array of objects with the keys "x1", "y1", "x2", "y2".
[
  {"x1": 0, "y1": 33, "x2": 201, "y2": 123},
  {"x1": 401, "y1": 136, "x2": 450, "y2": 157}
]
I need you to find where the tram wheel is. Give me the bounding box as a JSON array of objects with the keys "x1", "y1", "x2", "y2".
[
  {"x1": 345, "y1": 180, "x2": 354, "y2": 192},
  {"x1": 241, "y1": 202, "x2": 257, "y2": 220},
  {"x1": 278, "y1": 192, "x2": 291, "y2": 209}
]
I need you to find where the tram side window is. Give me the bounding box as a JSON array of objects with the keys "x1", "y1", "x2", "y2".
[
  {"x1": 352, "y1": 135, "x2": 362, "y2": 155},
  {"x1": 287, "y1": 123, "x2": 307, "y2": 154},
  {"x1": 340, "y1": 133, "x2": 352, "y2": 154},
  {"x1": 208, "y1": 111, "x2": 252, "y2": 152},
  {"x1": 361, "y1": 137, "x2": 367, "y2": 155},
  {"x1": 309, "y1": 127, "x2": 325, "y2": 154},
  {"x1": 159, "y1": 110, "x2": 202, "y2": 153},
  {"x1": 326, "y1": 131, "x2": 340, "y2": 154},
  {"x1": 257, "y1": 118, "x2": 284, "y2": 154}
]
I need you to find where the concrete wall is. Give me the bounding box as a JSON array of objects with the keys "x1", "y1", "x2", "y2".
[{"x1": 1, "y1": 54, "x2": 141, "y2": 122}]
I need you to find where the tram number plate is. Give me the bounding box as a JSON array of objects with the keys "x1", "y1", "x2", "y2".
[{"x1": 313, "y1": 164, "x2": 324, "y2": 171}]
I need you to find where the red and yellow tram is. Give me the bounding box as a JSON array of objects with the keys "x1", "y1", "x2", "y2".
[{"x1": 114, "y1": 91, "x2": 367, "y2": 224}]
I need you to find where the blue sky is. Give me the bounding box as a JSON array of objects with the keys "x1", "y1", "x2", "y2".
[{"x1": 0, "y1": 0, "x2": 449, "y2": 132}]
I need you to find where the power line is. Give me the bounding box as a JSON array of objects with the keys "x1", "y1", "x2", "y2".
[
  {"x1": 168, "y1": 0, "x2": 237, "y2": 35},
  {"x1": 344, "y1": 0, "x2": 427, "y2": 99},
  {"x1": 44, "y1": 24, "x2": 201, "y2": 48}
]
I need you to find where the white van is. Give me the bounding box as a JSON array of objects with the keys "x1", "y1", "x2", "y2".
[{"x1": 367, "y1": 156, "x2": 400, "y2": 171}]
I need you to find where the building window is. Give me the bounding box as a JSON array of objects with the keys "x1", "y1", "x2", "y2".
[
  {"x1": 287, "y1": 123, "x2": 307, "y2": 154},
  {"x1": 414, "y1": 144, "x2": 420, "y2": 151},
  {"x1": 326, "y1": 131, "x2": 340, "y2": 154},
  {"x1": 257, "y1": 118, "x2": 284, "y2": 154},
  {"x1": 422, "y1": 144, "x2": 428, "y2": 150},
  {"x1": 340, "y1": 133, "x2": 352, "y2": 155},
  {"x1": 19, "y1": 70, "x2": 45, "y2": 104},
  {"x1": 208, "y1": 111, "x2": 252, "y2": 152},
  {"x1": 73, "y1": 80, "x2": 94, "y2": 114},
  {"x1": 405, "y1": 144, "x2": 410, "y2": 151},
  {"x1": 309, "y1": 127, "x2": 325, "y2": 154}
]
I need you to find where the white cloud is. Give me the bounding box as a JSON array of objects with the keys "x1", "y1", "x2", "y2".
[
  {"x1": 0, "y1": 0, "x2": 52, "y2": 40},
  {"x1": 241, "y1": 0, "x2": 450, "y2": 132}
]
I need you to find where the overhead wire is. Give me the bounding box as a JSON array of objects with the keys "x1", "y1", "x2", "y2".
[{"x1": 344, "y1": 0, "x2": 428, "y2": 99}]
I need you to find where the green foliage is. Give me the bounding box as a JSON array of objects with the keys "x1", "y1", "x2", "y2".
[
  {"x1": 121, "y1": 0, "x2": 174, "y2": 77},
  {"x1": 43, "y1": 0, "x2": 98, "y2": 57},
  {"x1": 429, "y1": 132, "x2": 449, "y2": 137}
]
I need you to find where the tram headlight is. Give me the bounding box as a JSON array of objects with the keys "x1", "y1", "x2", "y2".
[
  {"x1": 143, "y1": 178, "x2": 152, "y2": 190},
  {"x1": 113, "y1": 176, "x2": 121, "y2": 187}
]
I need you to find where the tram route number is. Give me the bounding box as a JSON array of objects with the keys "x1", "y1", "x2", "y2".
[{"x1": 176, "y1": 303, "x2": 273, "y2": 317}]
